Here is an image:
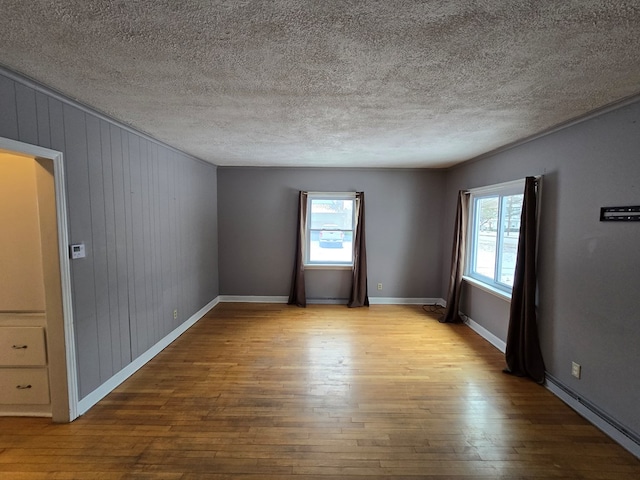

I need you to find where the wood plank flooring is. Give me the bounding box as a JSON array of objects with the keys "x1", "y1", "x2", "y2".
[{"x1": 1, "y1": 303, "x2": 638, "y2": 479}]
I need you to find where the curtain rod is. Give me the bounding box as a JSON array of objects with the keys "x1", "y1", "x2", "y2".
[
  {"x1": 305, "y1": 191, "x2": 357, "y2": 197},
  {"x1": 464, "y1": 175, "x2": 542, "y2": 195}
]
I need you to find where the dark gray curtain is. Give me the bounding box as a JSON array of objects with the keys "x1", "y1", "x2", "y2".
[
  {"x1": 442, "y1": 190, "x2": 468, "y2": 323},
  {"x1": 288, "y1": 191, "x2": 307, "y2": 307},
  {"x1": 504, "y1": 177, "x2": 545, "y2": 383},
  {"x1": 348, "y1": 192, "x2": 369, "y2": 307}
]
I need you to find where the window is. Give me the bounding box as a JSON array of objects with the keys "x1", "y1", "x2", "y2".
[
  {"x1": 304, "y1": 193, "x2": 355, "y2": 267},
  {"x1": 466, "y1": 180, "x2": 524, "y2": 294}
]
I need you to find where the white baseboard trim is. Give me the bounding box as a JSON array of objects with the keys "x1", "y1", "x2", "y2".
[
  {"x1": 218, "y1": 295, "x2": 289, "y2": 303},
  {"x1": 369, "y1": 297, "x2": 445, "y2": 305},
  {"x1": 545, "y1": 376, "x2": 640, "y2": 459},
  {"x1": 308, "y1": 298, "x2": 347, "y2": 304},
  {"x1": 77, "y1": 297, "x2": 219, "y2": 416},
  {"x1": 462, "y1": 315, "x2": 507, "y2": 353},
  {"x1": 461, "y1": 314, "x2": 640, "y2": 459},
  {"x1": 217, "y1": 296, "x2": 446, "y2": 306}
]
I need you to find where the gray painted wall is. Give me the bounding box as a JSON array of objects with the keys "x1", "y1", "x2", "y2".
[
  {"x1": 217, "y1": 167, "x2": 446, "y2": 300},
  {"x1": 0, "y1": 71, "x2": 219, "y2": 399},
  {"x1": 441, "y1": 99, "x2": 640, "y2": 438}
]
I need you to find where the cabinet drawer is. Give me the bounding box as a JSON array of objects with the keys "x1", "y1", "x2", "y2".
[
  {"x1": 0, "y1": 327, "x2": 47, "y2": 366},
  {"x1": 0, "y1": 368, "x2": 50, "y2": 405}
]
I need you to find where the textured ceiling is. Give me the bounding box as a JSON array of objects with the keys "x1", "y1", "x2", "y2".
[{"x1": 1, "y1": 1, "x2": 640, "y2": 168}]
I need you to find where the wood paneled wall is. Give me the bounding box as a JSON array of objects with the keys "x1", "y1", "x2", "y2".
[{"x1": 0, "y1": 71, "x2": 219, "y2": 400}]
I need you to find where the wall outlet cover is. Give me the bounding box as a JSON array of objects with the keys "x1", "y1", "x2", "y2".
[{"x1": 571, "y1": 362, "x2": 581, "y2": 379}]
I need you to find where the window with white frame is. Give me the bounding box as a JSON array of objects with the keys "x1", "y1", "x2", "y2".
[
  {"x1": 466, "y1": 180, "x2": 525, "y2": 294},
  {"x1": 304, "y1": 193, "x2": 355, "y2": 267}
]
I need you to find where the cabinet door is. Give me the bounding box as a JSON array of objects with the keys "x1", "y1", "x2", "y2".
[{"x1": 0, "y1": 327, "x2": 47, "y2": 366}]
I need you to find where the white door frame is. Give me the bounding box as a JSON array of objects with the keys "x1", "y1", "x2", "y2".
[{"x1": 0, "y1": 136, "x2": 78, "y2": 422}]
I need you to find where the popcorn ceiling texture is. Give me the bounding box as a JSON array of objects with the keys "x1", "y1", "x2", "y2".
[{"x1": 1, "y1": 1, "x2": 640, "y2": 167}]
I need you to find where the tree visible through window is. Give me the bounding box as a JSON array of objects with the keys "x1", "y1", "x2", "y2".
[{"x1": 467, "y1": 181, "x2": 524, "y2": 292}]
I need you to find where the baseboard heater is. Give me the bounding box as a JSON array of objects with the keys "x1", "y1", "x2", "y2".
[
  {"x1": 545, "y1": 373, "x2": 640, "y2": 449},
  {"x1": 461, "y1": 315, "x2": 640, "y2": 458}
]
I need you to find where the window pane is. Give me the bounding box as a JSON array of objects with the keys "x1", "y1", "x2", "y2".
[
  {"x1": 309, "y1": 199, "x2": 353, "y2": 229},
  {"x1": 308, "y1": 198, "x2": 354, "y2": 264},
  {"x1": 498, "y1": 194, "x2": 523, "y2": 286},
  {"x1": 473, "y1": 196, "x2": 498, "y2": 279},
  {"x1": 466, "y1": 181, "x2": 525, "y2": 294}
]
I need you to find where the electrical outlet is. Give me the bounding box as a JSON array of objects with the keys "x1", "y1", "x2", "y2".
[
  {"x1": 377, "y1": 283, "x2": 383, "y2": 291},
  {"x1": 571, "y1": 361, "x2": 581, "y2": 379},
  {"x1": 173, "y1": 309, "x2": 178, "y2": 320}
]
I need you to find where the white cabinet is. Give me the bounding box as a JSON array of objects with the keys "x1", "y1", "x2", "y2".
[{"x1": 0, "y1": 326, "x2": 50, "y2": 407}]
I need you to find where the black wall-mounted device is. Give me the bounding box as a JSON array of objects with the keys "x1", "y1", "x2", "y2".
[{"x1": 600, "y1": 206, "x2": 640, "y2": 222}]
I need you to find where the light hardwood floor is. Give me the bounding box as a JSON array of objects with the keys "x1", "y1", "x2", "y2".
[{"x1": 1, "y1": 303, "x2": 638, "y2": 479}]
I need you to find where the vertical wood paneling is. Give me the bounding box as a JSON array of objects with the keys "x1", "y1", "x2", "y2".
[
  {"x1": 170, "y1": 153, "x2": 179, "y2": 329},
  {"x1": 63, "y1": 104, "x2": 100, "y2": 397},
  {"x1": 1, "y1": 70, "x2": 219, "y2": 403},
  {"x1": 153, "y1": 144, "x2": 164, "y2": 339},
  {"x1": 185, "y1": 163, "x2": 195, "y2": 314},
  {"x1": 15, "y1": 84, "x2": 38, "y2": 145},
  {"x1": 189, "y1": 165, "x2": 200, "y2": 308},
  {"x1": 202, "y1": 163, "x2": 215, "y2": 305},
  {"x1": 99, "y1": 120, "x2": 122, "y2": 372},
  {"x1": 0, "y1": 75, "x2": 18, "y2": 139},
  {"x1": 208, "y1": 166, "x2": 219, "y2": 302},
  {"x1": 149, "y1": 143, "x2": 161, "y2": 342},
  {"x1": 86, "y1": 115, "x2": 113, "y2": 382},
  {"x1": 121, "y1": 132, "x2": 137, "y2": 358},
  {"x1": 185, "y1": 164, "x2": 197, "y2": 310},
  {"x1": 183, "y1": 168, "x2": 192, "y2": 315},
  {"x1": 190, "y1": 165, "x2": 201, "y2": 309},
  {"x1": 35, "y1": 92, "x2": 51, "y2": 148},
  {"x1": 188, "y1": 164, "x2": 197, "y2": 311},
  {"x1": 142, "y1": 140, "x2": 156, "y2": 345},
  {"x1": 128, "y1": 133, "x2": 148, "y2": 356},
  {"x1": 138, "y1": 137, "x2": 152, "y2": 351},
  {"x1": 166, "y1": 152, "x2": 175, "y2": 329},
  {"x1": 128, "y1": 132, "x2": 146, "y2": 356},
  {"x1": 159, "y1": 148, "x2": 172, "y2": 335},
  {"x1": 109, "y1": 125, "x2": 131, "y2": 367},
  {"x1": 176, "y1": 156, "x2": 185, "y2": 320},
  {"x1": 48, "y1": 98, "x2": 64, "y2": 154}
]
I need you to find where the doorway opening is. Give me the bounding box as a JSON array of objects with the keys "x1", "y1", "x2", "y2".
[{"x1": 0, "y1": 137, "x2": 78, "y2": 422}]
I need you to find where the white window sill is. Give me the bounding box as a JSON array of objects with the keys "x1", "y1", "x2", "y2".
[
  {"x1": 462, "y1": 275, "x2": 512, "y2": 302},
  {"x1": 304, "y1": 264, "x2": 353, "y2": 271}
]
